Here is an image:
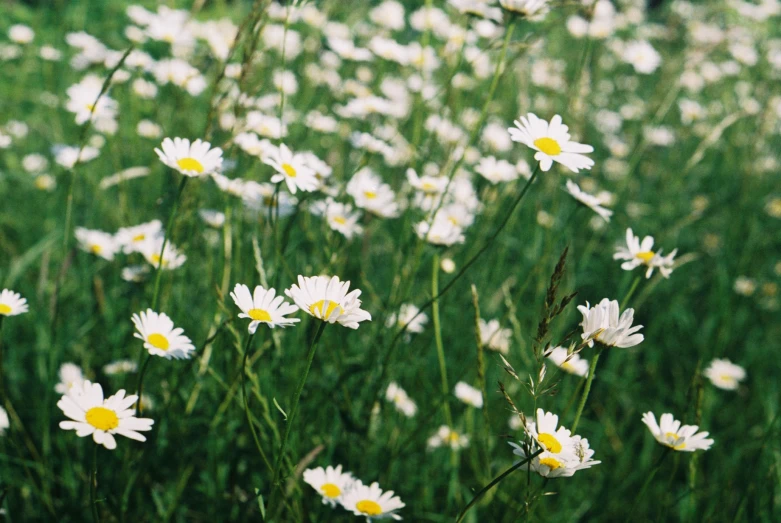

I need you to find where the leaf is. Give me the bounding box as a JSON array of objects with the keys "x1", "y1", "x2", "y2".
[
  {"x1": 273, "y1": 397, "x2": 288, "y2": 420},
  {"x1": 255, "y1": 489, "x2": 266, "y2": 519}
]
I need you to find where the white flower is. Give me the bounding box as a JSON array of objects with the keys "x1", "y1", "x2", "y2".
[
  {"x1": 454, "y1": 382, "x2": 483, "y2": 408},
  {"x1": 230, "y1": 284, "x2": 300, "y2": 333},
  {"x1": 54, "y1": 363, "x2": 86, "y2": 394},
  {"x1": 57, "y1": 380, "x2": 154, "y2": 450},
  {"x1": 703, "y1": 358, "x2": 746, "y2": 391},
  {"x1": 0, "y1": 289, "x2": 28, "y2": 317},
  {"x1": 0, "y1": 406, "x2": 8, "y2": 435},
  {"x1": 54, "y1": 145, "x2": 100, "y2": 169},
  {"x1": 613, "y1": 228, "x2": 677, "y2": 279},
  {"x1": 312, "y1": 199, "x2": 365, "y2": 240},
  {"x1": 155, "y1": 137, "x2": 223, "y2": 177},
  {"x1": 641, "y1": 412, "x2": 713, "y2": 452},
  {"x1": 623, "y1": 40, "x2": 662, "y2": 74},
  {"x1": 114, "y1": 220, "x2": 163, "y2": 254},
  {"x1": 509, "y1": 113, "x2": 594, "y2": 173},
  {"x1": 285, "y1": 275, "x2": 371, "y2": 329},
  {"x1": 546, "y1": 347, "x2": 589, "y2": 377},
  {"x1": 103, "y1": 360, "x2": 138, "y2": 375},
  {"x1": 500, "y1": 0, "x2": 550, "y2": 20},
  {"x1": 8, "y1": 24, "x2": 34, "y2": 44},
  {"x1": 565, "y1": 180, "x2": 613, "y2": 222},
  {"x1": 478, "y1": 319, "x2": 511, "y2": 355},
  {"x1": 385, "y1": 304, "x2": 428, "y2": 334},
  {"x1": 414, "y1": 213, "x2": 465, "y2": 246},
  {"x1": 346, "y1": 168, "x2": 400, "y2": 218},
  {"x1": 510, "y1": 435, "x2": 600, "y2": 478},
  {"x1": 385, "y1": 382, "x2": 417, "y2": 417},
  {"x1": 303, "y1": 465, "x2": 355, "y2": 507},
  {"x1": 263, "y1": 143, "x2": 319, "y2": 194},
  {"x1": 74, "y1": 227, "x2": 120, "y2": 261},
  {"x1": 428, "y1": 425, "x2": 469, "y2": 450},
  {"x1": 340, "y1": 480, "x2": 405, "y2": 520},
  {"x1": 138, "y1": 237, "x2": 187, "y2": 270},
  {"x1": 475, "y1": 156, "x2": 520, "y2": 184},
  {"x1": 131, "y1": 309, "x2": 195, "y2": 360},
  {"x1": 577, "y1": 298, "x2": 644, "y2": 348}
]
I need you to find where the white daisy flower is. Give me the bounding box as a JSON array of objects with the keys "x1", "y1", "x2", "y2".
[
  {"x1": 414, "y1": 213, "x2": 465, "y2": 246},
  {"x1": 0, "y1": 406, "x2": 8, "y2": 435},
  {"x1": 385, "y1": 382, "x2": 417, "y2": 418},
  {"x1": 114, "y1": 220, "x2": 163, "y2": 254},
  {"x1": 546, "y1": 346, "x2": 589, "y2": 377},
  {"x1": 346, "y1": 167, "x2": 400, "y2": 218},
  {"x1": 57, "y1": 380, "x2": 154, "y2": 450},
  {"x1": 138, "y1": 237, "x2": 187, "y2": 270},
  {"x1": 474, "y1": 156, "x2": 520, "y2": 184},
  {"x1": 285, "y1": 275, "x2": 371, "y2": 329},
  {"x1": 703, "y1": 358, "x2": 746, "y2": 391},
  {"x1": 508, "y1": 113, "x2": 594, "y2": 173},
  {"x1": 154, "y1": 137, "x2": 223, "y2": 177},
  {"x1": 302, "y1": 465, "x2": 354, "y2": 507},
  {"x1": 0, "y1": 289, "x2": 29, "y2": 317},
  {"x1": 340, "y1": 480, "x2": 405, "y2": 520},
  {"x1": 262, "y1": 143, "x2": 319, "y2": 194},
  {"x1": 526, "y1": 409, "x2": 577, "y2": 459},
  {"x1": 54, "y1": 363, "x2": 86, "y2": 394},
  {"x1": 74, "y1": 227, "x2": 120, "y2": 261},
  {"x1": 230, "y1": 283, "x2": 300, "y2": 333},
  {"x1": 385, "y1": 303, "x2": 428, "y2": 334},
  {"x1": 623, "y1": 40, "x2": 662, "y2": 75},
  {"x1": 578, "y1": 298, "x2": 644, "y2": 348},
  {"x1": 427, "y1": 425, "x2": 469, "y2": 450},
  {"x1": 500, "y1": 0, "x2": 550, "y2": 20},
  {"x1": 131, "y1": 309, "x2": 195, "y2": 360},
  {"x1": 641, "y1": 412, "x2": 714, "y2": 452},
  {"x1": 311, "y1": 199, "x2": 365, "y2": 240},
  {"x1": 454, "y1": 381, "x2": 483, "y2": 408},
  {"x1": 510, "y1": 434, "x2": 600, "y2": 478},
  {"x1": 103, "y1": 359, "x2": 138, "y2": 375},
  {"x1": 565, "y1": 180, "x2": 613, "y2": 222},
  {"x1": 614, "y1": 228, "x2": 678, "y2": 279},
  {"x1": 478, "y1": 318, "x2": 512, "y2": 355}
]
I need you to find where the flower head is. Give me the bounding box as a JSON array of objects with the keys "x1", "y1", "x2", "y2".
[
  {"x1": 0, "y1": 289, "x2": 28, "y2": 317},
  {"x1": 546, "y1": 347, "x2": 589, "y2": 377},
  {"x1": 385, "y1": 382, "x2": 417, "y2": 417},
  {"x1": 230, "y1": 283, "x2": 300, "y2": 333},
  {"x1": 578, "y1": 298, "x2": 644, "y2": 348},
  {"x1": 478, "y1": 318, "x2": 511, "y2": 354},
  {"x1": 285, "y1": 275, "x2": 371, "y2": 329},
  {"x1": 340, "y1": 480, "x2": 405, "y2": 520},
  {"x1": 614, "y1": 228, "x2": 677, "y2": 279},
  {"x1": 263, "y1": 143, "x2": 319, "y2": 194},
  {"x1": 428, "y1": 425, "x2": 469, "y2": 450},
  {"x1": 509, "y1": 113, "x2": 594, "y2": 173},
  {"x1": 155, "y1": 137, "x2": 223, "y2": 177},
  {"x1": 565, "y1": 180, "x2": 612, "y2": 222},
  {"x1": 131, "y1": 309, "x2": 195, "y2": 360},
  {"x1": 57, "y1": 380, "x2": 154, "y2": 450},
  {"x1": 303, "y1": 465, "x2": 354, "y2": 507},
  {"x1": 54, "y1": 363, "x2": 86, "y2": 394},
  {"x1": 642, "y1": 412, "x2": 713, "y2": 452},
  {"x1": 703, "y1": 358, "x2": 746, "y2": 391},
  {"x1": 454, "y1": 381, "x2": 483, "y2": 408},
  {"x1": 74, "y1": 227, "x2": 120, "y2": 261}
]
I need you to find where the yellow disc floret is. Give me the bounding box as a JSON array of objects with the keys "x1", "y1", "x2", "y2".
[
  {"x1": 320, "y1": 483, "x2": 341, "y2": 498},
  {"x1": 147, "y1": 333, "x2": 170, "y2": 350},
  {"x1": 537, "y1": 433, "x2": 563, "y2": 453},
  {"x1": 533, "y1": 137, "x2": 562, "y2": 156},
  {"x1": 356, "y1": 500, "x2": 382, "y2": 516},
  {"x1": 248, "y1": 308, "x2": 272, "y2": 322},
  {"x1": 176, "y1": 157, "x2": 205, "y2": 174},
  {"x1": 85, "y1": 406, "x2": 120, "y2": 431}
]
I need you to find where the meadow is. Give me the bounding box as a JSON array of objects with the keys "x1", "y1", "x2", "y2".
[{"x1": 0, "y1": 0, "x2": 780, "y2": 521}]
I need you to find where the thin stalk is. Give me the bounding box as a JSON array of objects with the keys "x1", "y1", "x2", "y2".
[
  {"x1": 268, "y1": 321, "x2": 327, "y2": 510},
  {"x1": 629, "y1": 448, "x2": 671, "y2": 516},
  {"x1": 240, "y1": 333, "x2": 273, "y2": 472},
  {"x1": 621, "y1": 275, "x2": 642, "y2": 309},
  {"x1": 150, "y1": 175, "x2": 189, "y2": 311},
  {"x1": 135, "y1": 355, "x2": 152, "y2": 416},
  {"x1": 432, "y1": 252, "x2": 453, "y2": 428},
  {"x1": 90, "y1": 444, "x2": 100, "y2": 522},
  {"x1": 571, "y1": 346, "x2": 603, "y2": 432},
  {"x1": 455, "y1": 450, "x2": 543, "y2": 523}
]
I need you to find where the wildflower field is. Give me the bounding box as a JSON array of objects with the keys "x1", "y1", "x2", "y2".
[{"x1": 1, "y1": 0, "x2": 780, "y2": 521}]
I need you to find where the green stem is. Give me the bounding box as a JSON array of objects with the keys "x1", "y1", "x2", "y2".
[
  {"x1": 91, "y1": 444, "x2": 100, "y2": 522},
  {"x1": 240, "y1": 333, "x2": 273, "y2": 471},
  {"x1": 150, "y1": 175, "x2": 189, "y2": 311},
  {"x1": 135, "y1": 355, "x2": 152, "y2": 416},
  {"x1": 432, "y1": 252, "x2": 454, "y2": 428},
  {"x1": 268, "y1": 321, "x2": 327, "y2": 510},
  {"x1": 571, "y1": 347, "x2": 602, "y2": 432},
  {"x1": 621, "y1": 275, "x2": 642, "y2": 309},
  {"x1": 629, "y1": 448, "x2": 671, "y2": 516}
]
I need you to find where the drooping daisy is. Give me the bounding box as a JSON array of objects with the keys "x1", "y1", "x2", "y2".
[
  {"x1": 613, "y1": 228, "x2": 678, "y2": 279},
  {"x1": 546, "y1": 347, "x2": 589, "y2": 377},
  {"x1": 74, "y1": 227, "x2": 120, "y2": 261},
  {"x1": 131, "y1": 309, "x2": 195, "y2": 360},
  {"x1": 427, "y1": 425, "x2": 469, "y2": 450},
  {"x1": 454, "y1": 382, "x2": 483, "y2": 408},
  {"x1": 262, "y1": 143, "x2": 319, "y2": 194},
  {"x1": 54, "y1": 363, "x2": 86, "y2": 394},
  {"x1": 114, "y1": 220, "x2": 163, "y2": 254},
  {"x1": 138, "y1": 237, "x2": 187, "y2": 270},
  {"x1": 57, "y1": 380, "x2": 154, "y2": 450},
  {"x1": 302, "y1": 465, "x2": 354, "y2": 507},
  {"x1": 340, "y1": 480, "x2": 405, "y2": 520},
  {"x1": 578, "y1": 298, "x2": 644, "y2": 348},
  {"x1": 285, "y1": 275, "x2": 371, "y2": 329},
  {"x1": 478, "y1": 318, "x2": 512, "y2": 355},
  {"x1": 155, "y1": 137, "x2": 223, "y2": 177},
  {"x1": 641, "y1": 412, "x2": 713, "y2": 452},
  {"x1": 565, "y1": 180, "x2": 613, "y2": 222},
  {"x1": 230, "y1": 283, "x2": 300, "y2": 333},
  {"x1": 0, "y1": 289, "x2": 28, "y2": 317},
  {"x1": 385, "y1": 303, "x2": 428, "y2": 334},
  {"x1": 508, "y1": 113, "x2": 594, "y2": 173},
  {"x1": 385, "y1": 382, "x2": 418, "y2": 418},
  {"x1": 703, "y1": 358, "x2": 746, "y2": 391}
]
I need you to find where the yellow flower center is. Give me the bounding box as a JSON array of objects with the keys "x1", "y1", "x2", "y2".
[
  {"x1": 151, "y1": 253, "x2": 167, "y2": 267},
  {"x1": 636, "y1": 251, "x2": 655, "y2": 263},
  {"x1": 85, "y1": 103, "x2": 95, "y2": 111},
  {"x1": 148, "y1": 333, "x2": 169, "y2": 350},
  {"x1": 539, "y1": 457, "x2": 563, "y2": 470},
  {"x1": 356, "y1": 500, "x2": 382, "y2": 516},
  {"x1": 320, "y1": 483, "x2": 341, "y2": 498},
  {"x1": 0, "y1": 304, "x2": 12, "y2": 315},
  {"x1": 132, "y1": 234, "x2": 146, "y2": 242},
  {"x1": 309, "y1": 300, "x2": 342, "y2": 319},
  {"x1": 248, "y1": 308, "x2": 272, "y2": 322},
  {"x1": 90, "y1": 244, "x2": 103, "y2": 255},
  {"x1": 533, "y1": 137, "x2": 562, "y2": 156},
  {"x1": 421, "y1": 182, "x2": 437, "y2": 193},
  {"x1": 448, "y1": 431, "x2": 461, "y2": 444},
  {"x1": 281, "y1": 163, "x2": 297, "y2": 178},
  {"x1": 333, "y1": 216, "x2": 347, "y2": 225},
  {"x1": 176, "y1": 157, "x2": 205, "y2": 174},
  {"x1": 664, "y1": 432, "x2": 686, "y2": 450},
  {"x1": 364, "y1": 191, "x2": 377, "y2": 199},
  {"x1": 85, "y1": 406, "x2": 119, "y2": 431},
  {"x1": 561, "y1": 361, "x2": 575, "y2": 373},
  {"x1": 719, "y1": 374, "x2": 735, "y2": 383},
  {"x1": 538, "y1": 433, "x2": 563, "y2": 453}
]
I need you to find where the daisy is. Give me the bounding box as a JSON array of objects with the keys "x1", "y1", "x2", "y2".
[
  {"x1": 578, "y1": 298, "x2": 644, "y2": 348},
  {"x1": 526, "y1": 409, "x2": 577, "y2": 459},
  {"x1": 0, "y1": 289, "x2": 28, "y2": 317},
  {"x1": 474, "y1": 156, "x2": 520, "y2": 184},
  {"x1": 54, "y1": 363, "x2": 86, "y2": 394},
  {"x1": 155, "y1": 137, "x2": 223, "y2": 177},
  {"x1": 0, "y1": 406, "x2": 8, "y2": 435},
  {"x1": 427, "y1": 425, "x2": 469, "y2": 450},
  {"x1": 454, "y1": 382, "x2": 483, "y2": 408},
  {"x1": 285, "y1": 275, "x2": 371, "y2": 329},
  {"x1": 114, "y1": 220, "x2": 163, "y2": 254},
  {"x1": 703, "y1": 358, "x2": 746, "y2": 391},
  {"x1": 546, "y1": 346, "x2": 589, "y2": 377},
  {"x1": 478, "y1": 318, "x2": 512, "y2": 355},
  {"x1": 103, "y1": 359, "x2": 138, "y2": 375},
  {"x1": 499, "y1": 0, "x2": 550, "y2": 20},
  {"x1": 262, "y1": 143, "x2": 319, "y2": 194},
  {"x1": 131, "y1": 309, "x2": 195, "y2": 360},
  {"x1": 230, "y1": 283, "x2": 300, "y2": 333},
  {"x1": 302, "y1": 465, "x2": 354, "y2": 507},
  {"x1": 385, "y1": 303, "x2": 428, "y2": 334},
  {"x1": 312, "y1": 199, "x2": 364, "y2": 240},
  {"x1": 74, "y1": 227, "x2": 120, "y2": 260},
  {"x1": 138, "y1": 237, "x2": 187, "y2": 270},
  {"x1": 623, "y1": 40, "x2": 662, "y2": 75},
  {"x1": 57, "y1": 380, "x2": 154, "y2": 450},
  {"x1": 641, "y1": 412, "x2": 714, "y2": 452},
  {"x1": 614, "y1": 228, "x2": 678, "y2": 279},
  {"x1": 414, "y1": 213, "x2": 465, "y2": 246},
  {"x1": 340, "y1": 480, "x2": 405, "y2": 520},
  {"x1": 510, "y1": 434, "x2": 600, "y2": 478},
  {"x1": 565, "y1": 180, "x2": 613, "y2": 222},
  {"x1": 346, "y1": 167, "x2": 400, "y2": 218},
  {"x1": 385, "y1": 382, "x2": 417, "y2": 418},
  {"x1": 508, "y1": 113, "x2": 594, "y2": 173}
]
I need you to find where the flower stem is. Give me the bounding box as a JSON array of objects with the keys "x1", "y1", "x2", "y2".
[
  {"x1": 240, "y1": 333, "x2": 273, "y2": 472},
  {"x1": 150, "y1": 175, "x2": 189, "y2": 311},
  {"x1": 90, "y1": 444, "x2": 101, "y2": 522},
  {"x1": 629, "y1": 448, "x2": 671, "y2": 516},
  {"x1": 571, "y1": 346, "x2": 603, "y2": 432},
  {"x1": 135, "y1": 355, "x2": 152, "y2": 416},
  {"x1": 621, "y1": 275, "x2": 642, "y2": 309},
  {"x1": 432, "y1": 252, "x2": 453, "y2": 428},
  {"x1": 269, "y1": 321, "x2": 327, "y2": 510}
]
